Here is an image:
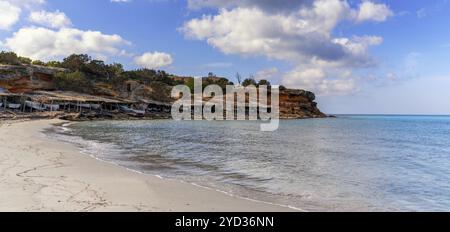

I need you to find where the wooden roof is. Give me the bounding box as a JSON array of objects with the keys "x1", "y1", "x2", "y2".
[
  {"x1": 30, "y1": 91, "x2": 132, "y2": 103},
  {"x1": 139, "y1": 99, "x2": 172, "y2": 107}
]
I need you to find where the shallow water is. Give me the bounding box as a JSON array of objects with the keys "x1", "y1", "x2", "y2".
[{"x1": 50, "y1": 115, "x2": 450, "y2": 211}]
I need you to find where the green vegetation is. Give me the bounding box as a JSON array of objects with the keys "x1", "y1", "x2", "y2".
[
  {"x1": 242, "y1": 77, "x2": 271, "y2": 87},
  {"x1": 257, "y1": 79, "x2": 271, "y2": 86},
  {"x1": 0, "y1": 51, "x2": 278, "y2": 96},
  {"x1": 32, "y1": 60, "x2": 46, "y2": 66},
  {"x1": 242, "y1": 78, "x2": 257, "y2": 87},
  {"x1": 203, "y1": 76, "x2": 234, "y2": 90},
  {"x1": 18, "y1": 56, "x2": 32, "y2": 65},
  {"x1": 59, "y1": 54, "x2": 123, "y2": 81},
  {"x1": 0, "y1": 51, "x2": 22, "y2": 65},
  {"x1": 0, "y1": 51, "x2": 34, "y2": 66},
  {"x1": 183, "y1": 76, "x2": 234, "y2": 93},
  {"x1": 53, "y1": 71, "x2": 94, "y2": 93},
  {"x1": 46, "y1": 61, "x2": 62, "y2": 67},
  {"x1": 0, "y1": 69, "x2": 16, "y2": 75}
]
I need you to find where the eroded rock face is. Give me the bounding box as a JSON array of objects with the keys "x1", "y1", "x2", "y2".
[
  {"x1": 279, "y1": 89, "x2": 326, "y2": 119},
  {"x1": 0, "y1": 65, "x2": 62, "y2": 93},
  {"x1": 0, "y1": 64, "x2": 327, "y2": 119},
  {"x1": 116, "y1": 80, "x2": 173, "y2": 102}
]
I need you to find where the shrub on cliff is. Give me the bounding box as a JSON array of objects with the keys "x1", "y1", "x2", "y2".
[
  {"x1": 60, "y1": 54, "x2": 125, "y2": 81},
  {"x1": 118, "y1": 69, "x2": 182, "y2": 89},
  {"x1": 0, "y1": 51, "x2": 34, "y2": 65},
  {"x1": 0, "y1": 51, "x2": 21, "y2": 65},
  {"x1": 32, "y1": 60, "x2": 46, "y2": 66},
  {"x1": 53, "y1": 71, "x2": 94, "y2": 93},
  {"x1": 62, "y1": 54, "x2": 91, "y2": 72},
  {"x1": 46, "y1": 61, "x2": 63, "y2": 68},
  {"x1": 257, "y1": 79, "x2": 271, "y2": 87},
  {"x1": 18, "y1": 57, "x2": 32, "y2": 65},
  {"x1": 242, "y1": 78, "x2": 257, "y2": 87}
]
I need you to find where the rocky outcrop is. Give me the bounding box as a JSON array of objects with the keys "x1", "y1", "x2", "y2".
[
  {"x1": 279, "y1": 89, "x2": 326, "y2": 119},
  {"x1": 0, "y1": 64, "x2": 327, "y2": 119},
  {"x1": 116, "y1": 80, "x2": 173, "y2": 103},
  {"x1": 0, "y1": 64, "x2": 65, "y2": 93}
]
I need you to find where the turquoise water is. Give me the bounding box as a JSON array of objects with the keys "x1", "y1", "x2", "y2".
[{"x1": 54, "y1": 115, "x2": 450, "y2": 211}]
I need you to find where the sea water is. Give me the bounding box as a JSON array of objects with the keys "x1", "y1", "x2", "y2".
[{"x1": 50, "y1": 115, "x2": 450, "y2": 211}]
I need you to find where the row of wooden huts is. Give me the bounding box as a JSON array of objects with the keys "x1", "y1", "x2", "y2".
[{"x1": 0, "y1": 91, "x2": 172, "y2": 115}]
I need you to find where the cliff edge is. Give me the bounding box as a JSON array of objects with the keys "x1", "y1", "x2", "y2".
[
  {"x1": 279, "y1": 89, "x2": 326, "y2": 119},
  {"x1": 0, "y1": 63, "x2": 326, "y2": 119}
]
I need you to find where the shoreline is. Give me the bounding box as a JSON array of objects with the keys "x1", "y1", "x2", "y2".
[{"x1": 0, "y1": 119, "x2": 295, "y2": 212}]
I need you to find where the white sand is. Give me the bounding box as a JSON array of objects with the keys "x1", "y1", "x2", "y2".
[{"x1": 0, "y1": 119, "x2": 294, "y2": 212}]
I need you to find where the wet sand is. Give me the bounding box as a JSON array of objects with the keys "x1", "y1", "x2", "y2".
[{"x1": 0, "y1": 119, "x2": 294, "y2": 212}]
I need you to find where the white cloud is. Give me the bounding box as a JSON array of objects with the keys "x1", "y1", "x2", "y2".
[
  {"x1": 283, "y1": 68, "x2": 325, "y2": 90},
  {"x1": 202, "y1": 62, "x2": 232, "y2": 68},
  {"x1": 187, "y1": 0, "x2": 312, "y2": 12},
  {"x1": 282, "y1": 67, "x2": 357, "y2": 95},
  {"x1": 1, "y1": 0, "x2": 134, "y2": 62},
  {"x1": 188, "y1": 0, "x2": 393, "y2": 23},
  {"x1": 182, "y1": 1, "x2": 389, "y2": 64},
  {"x1": 332, "y1": 35, "x2": 383, "y2": 66},
  {"x1": 354, "y1": 0, "x2": 393, "y2": 22},
  {"x1": 4, "y1": 27, "x2": 130, "y2": 61},
  {"x1": 0, "y1": 0, "x2": 49, "y2": 30},
  {"x1": 182, "y1": 6, "x2": 349, "y2": 62},
  {"x1": 181, "y1": 0, "x2": 392, "y2": 95},
  {"x1": 5, "y1": 0, "x2": 45, "y2": 8},
  {"x1": 0, "y1": 1, "x2": 21, "y2": 30},
  {"x1": 29, "y1": 10, "x2": 72, "y2": 29},
  {"x1": 254, "y1": 67, "x2": 279, "y2": 82},
  {"x1": 319, "y1": 78, "x2": 357, "y2": 94},
  {"x1": 134, "y1": 52, "x2": 173, "y2": 69}
]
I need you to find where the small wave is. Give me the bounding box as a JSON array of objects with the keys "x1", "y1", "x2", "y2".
[
  {"x1": 49, "y1": 123, "x2": 122, "y2": 162},
  {"x1": 46, "y1": 122, "x2": 304, "y2": 211},
  {"x1": 60, "y1": 122, "x2": 76, "y2": 132},
  {"x1": 189, "y1": 182, "x2": 305, "y2": 212}
]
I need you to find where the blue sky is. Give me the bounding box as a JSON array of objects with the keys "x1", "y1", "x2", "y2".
[{"x1": 1, "y1": 0, "x2": 450, "y2": 114}]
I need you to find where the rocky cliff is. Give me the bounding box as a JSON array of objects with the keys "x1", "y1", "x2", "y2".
[
  {"x1": 0, "y1": 64, "x2": 63, "y2": 93},
  {"x1": 0, "y1": 64, "x2": 326, "y2": 119},
  {"x1": 279, "y1": 89, "x2": 326, "y2": 118}
]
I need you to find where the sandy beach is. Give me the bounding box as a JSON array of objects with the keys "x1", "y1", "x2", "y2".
[{"x1": 0, "y1": 119, "x2": 293, "y2": 212}]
